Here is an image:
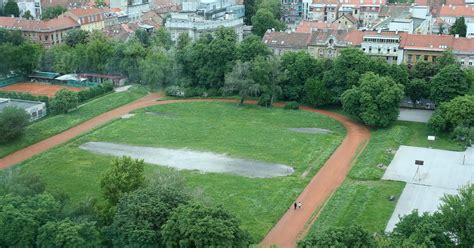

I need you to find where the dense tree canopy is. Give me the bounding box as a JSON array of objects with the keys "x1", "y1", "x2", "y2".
[
  {"x1": 341, "y1": 72, "x2": 405, "y2": 127},
  {"x1": 37, "y1": 218, "x2": 100, "y2": 248},
  {"x1": 162, "y1": 203, "x2": 250, "y2": 247},
  {"x1": 298, "y1": 225, "x2": 377, "y2": 248},
  {"x1": 251, "y1": 9, "x2": 285, "y2": 37},
  {"x1": 430, "y1": 64, "x2": 469, "y2": 103},
  {"x1": 50, "y1": 89, "x2": 79, "y2": 114},
  {"x1": 110, "y1": 182, "x2": 190, "y2": 247},
  {"x1": 64, "y1": 29, "x2": 90, "y2": 47},
  {"x1": 3, "y1": 0, "x2": 19, "y2": 17},
  {"x1": 223, "y1": 61, "x2": 259, "y2": 105},
  {"x1": 100, "y1": 156, "x2": 145, "y2": 205},
  {"x1": 429, "y1": 95, "x2": 474, "y2": 132},
  {"x1": 0, "y1": 106, "x2": 29, "y2": 144},
  {"x1": 41, "y1": 6, "x2": 67, "y2": 20},
  {"x1": 450, "y1": 17, "x2": 467, "y2": 37}
]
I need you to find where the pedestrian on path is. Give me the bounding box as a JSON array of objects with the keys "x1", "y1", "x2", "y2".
[
  {"x1": 297, "y1": 201, "x2": 302, "y2": 209},
  {"x1": 294, "y1": 202, "x2": 297, "y2": 209}
]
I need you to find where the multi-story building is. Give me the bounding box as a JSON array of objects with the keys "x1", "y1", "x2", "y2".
[
  {"x1": 110, "y1": 0, "x2": 150, "y2": 22},
  {"x1": 17, "y1": 0, "x2": 42, "y2": 19},
  {"x1": 64, "y1": 7, "x2": 106, "y2": 32},
  {"x1": 0, "y1": 16, "x2": 80, "y2": 47},
  {"x1": 281, "y1": 0, "x2": 311, "y2": 23},
  {"x1": 399, "y1": 34, "x2": 452, "y2": 65},
  {"x1": 307, "y1": 29, "x2": 351, "y2": 59},
  {"x1": 439, "y1": 5, "x2": 474, "y2": 25},
  {"x1": 360, "y1": 31, "x2": 405, "y2": 64},
  {"x1": 166, "y1": 0, "x2": 244, "y2": 42},
  {"x1": 263, "y1": 31, "x2": 311, "y2": 55}
]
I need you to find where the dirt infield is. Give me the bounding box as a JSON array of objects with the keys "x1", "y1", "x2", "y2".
[
  {"x1": 0, "y1": 95, "x2": 370, "y2": 247},
  {"x1": 0, "y1": 82, "x2": 84, "y2": 97}
]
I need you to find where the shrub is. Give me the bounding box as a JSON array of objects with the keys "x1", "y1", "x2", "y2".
[
  {"x1": 284, "y1": 101, "x2": 299, "y2": 110},
  {"x1": 49, "y1": 89, "x2": 79, "y2": 114},
  {"x1": 0, "y1": 106, "x2": 30, "y2": 144},
  {"x1": 184, "y1": 87, "x2": 206, "y2": 97},
  {"x1": 164, "y1": 86, "x2": 185, "y2": 97}
]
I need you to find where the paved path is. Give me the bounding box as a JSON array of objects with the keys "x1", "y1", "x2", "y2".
[
  {"x1": 0, "y1": 95, "x2": 370, "y2": 248},
  {"x1": 260, "y1": 106, "x2": 370, "y2": 247}
]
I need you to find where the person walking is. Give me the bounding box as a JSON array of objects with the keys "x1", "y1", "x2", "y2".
[
  {"x1": 294, "y1": 202, "x2": 297, "y2": 210},
  {"x1": 297, "y1": 201, "x2": 302, "y2": 209}
]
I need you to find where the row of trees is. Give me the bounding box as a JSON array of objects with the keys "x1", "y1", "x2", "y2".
[
  {"x1": 300, "y1": 184, "x2": 474, "y2": 247},
  {"x1": 0, "y1": 29, "x2": 43, "y2": 77},
  {"x1": 0, "y1": 156, "x2": 250, "y2": 246}
]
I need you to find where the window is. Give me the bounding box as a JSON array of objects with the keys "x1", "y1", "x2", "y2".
[
  {"x1": 470, "y1": 62, "x2": 473, "y2": 66},
  {"x1": 378, "y1": 48, "x2": 381, "y2": 53},
  {"x1": 461, "y1": 61, "x2": 465, "y2": 65}
]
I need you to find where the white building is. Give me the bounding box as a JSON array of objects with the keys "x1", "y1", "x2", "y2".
[
  {"x1": 110, "y1": 0, "x2": 150, "y2": 22},
  {"x1": 467, "y1": 23, "x2": 474, "y2": 37},
  {"x1": 360, "y1": 32, "x2": 403, "y2": 64},
  {"x1": 0, "y1": 98, "x2": 46, "y2": 121},
  {"x1": 17, "y1": 0, "x2": 41, "y2": 19}
]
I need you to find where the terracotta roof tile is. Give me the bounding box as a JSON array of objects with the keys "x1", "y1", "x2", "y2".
[
  {"x1": 445, "y1": 0, "x2": 466, "y2": 5},
  {"x1": 263, "y1": 31, "x2": 311, "y2": 49},
  {"x1": 452, "y1": 37, "x2": 474, "y2": 52},
  {"x1": 312, "y1": 0, "x2": 386, "y2": 6},
  {"x1": 0, "y1": 16, "x2": 79, "y2": 32},
  {"x1": 401, "y1": 34, "x2": 454, "y2": 50},
  {"x1": 439, "y1": 5, "x2": 474, "y2": 17},
  {"x1": 295, "y1": 21, "x2": 340, "y2": 33}
]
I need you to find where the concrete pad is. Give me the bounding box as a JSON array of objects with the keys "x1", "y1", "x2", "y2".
[
  {"x1": 288, "y1": 128, "x2": 332, "y2": 134},
  {"x1": 397, "y1": 109, "x2": 433, "y2": 123},
  {"x1": 385, "y1": 184, "x2": 457, "y2": 231},
  {"x1": 114, "y1": 85, "x2": 132, "y2": 92},
  {"x1": 383, "y1": 146, "x2": 474, "y2": 232},
  {"x1": 121, "y1": 114, "x2": 135, "y2": 119},
  {"x1": 79, "y1": 142, "x2": 294, "y2": 178}
]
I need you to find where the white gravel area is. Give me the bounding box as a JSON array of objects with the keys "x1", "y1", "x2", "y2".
[
  {"x1": 398, "y1": 109, "x2": 433, "y2": 123},
  {"x1": 114, "y1": 85, "x2": 132, "y2": 92},
  {"x1": 79, "y1": 142, "x2": 294, "y2": 178},
  {"x1": 383, "y1": 145, "x2": 474, "y2": 232},
  {"x1": 288, "y1": 128, "x2": 332, "y2": 134}
]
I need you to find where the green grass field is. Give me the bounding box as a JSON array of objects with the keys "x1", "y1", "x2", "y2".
[
  {"x1": 307, "y1": 118, "x2": 462, "y2": 238},
  {"x1": 15, "y1": 102, "x2": 345, "y2": 241},
  {"x1": 0, "y1": 86, "x2": 148, "y2": 158}
]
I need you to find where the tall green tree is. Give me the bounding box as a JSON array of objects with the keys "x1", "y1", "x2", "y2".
[
  {"x1": 140, "y1": 50, "x2": 175, "y2": 89},
  {"x1": 430, "y1": 64, "x2": 468, "y2": 103},
  {"x1": 251, "y1": 9, "x2": 285, "y2": 37},
  {"x1": 41, "y1": 6, "x2": 67, "y2": 20},
  {"x1": 236, "y1": 34, "x2": 271, "y2": 62},
  {"x1": 410, "y1": 61, "x2": 438, "y2": 81},
  {"x1": 298, "y1": 225, "x2": 377, "y2": 248},
  {"x1": 3, "y1": 0, "x2": 19, "y2": 17},
  {"x1": 303, "y1": 77, "x2": 332, "y2": 107},
  {"x1": 450, "y1": 17, "x2": 467, "y2": 37},
  {"x1": 21, "y1": 10, "x2": 33, "y2": 20},
  {"x1": 258, "y1": 0, "x2": 282, "y2": 19},
  {"x1": 438, "y1": 185, "x2": 474, "y2": 247},
  {"x1": 389, "y1": 210, "x2": 453, "y2": 247},
  {"x1": 280, "y1": 51, "x2": 323, "y2": 101},
  {"x1": 405, "y1": 78, "x2": 430, "y2": 104},
  {"x1": 428, "y1": 95, "x2": 474, "y2": 132},
  {"x1": 251, "y1": 56, "x2": 284, "y2": 107},
  {"x1": 0, "y1": 106, "x2": 29, "y2": 144},
  {"x1": 37, "y1": 218, "x2": 100, "y2": 248},
  {"x1": 161, "y1": 203, "x2": 250, "y2": 247},
  {"x1": 100, "y1": 156, "x2": 145, "y2": 205},
  {"x1": 244, "y1": 0, "x2": 257, "y2": 25},
  {"x1": 151, "y1": 27, "x2": 173, "y2": 50},
  {"x1": 85, "y1": 34, "x2": 114, "y2": 73},
  {"x1": 64, "y1": 29, "x2": 90, "y2": 47},
  {"x1": 341, "y1": 72, "x2": 405, "y2": 127},
  {"x1": 223, "y1": 60, "x2": 259, "y2": 105},
  {"x1": 50, "y1": 89, "x2": 79, "y2": 114},
  {"x1": 109, "y1": 180, "x2": 190, "y2": 247}
]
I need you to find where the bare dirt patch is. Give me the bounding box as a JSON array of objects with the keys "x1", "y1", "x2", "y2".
[
  {"x1": 0, "y1": 82, "x2": 84, "y2": 97},
  {"x1": 79, "y1": 142, "x2": 294, "y2": 178},
  {"x1": 288, "y1": 128, "x2": 332, "y2": 134}
]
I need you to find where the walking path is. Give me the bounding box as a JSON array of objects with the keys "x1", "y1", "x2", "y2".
[{"x1": 0, "y1": 95, "x2": 370, "y2": 248}]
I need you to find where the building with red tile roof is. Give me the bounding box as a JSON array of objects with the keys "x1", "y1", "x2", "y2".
[
  {"x1": 439, "y1": 5, "x2": 474, "y2": 27},
  {"x1": 262, "y1": 31, "x2": 312, "y2": 55},
  {"x1": 0, "y1": 16, "x2": 79, "y2": 47},
  {"x1": 64, "y1": 7, "x2": 106, "y2": 31},
  {"x1": 295, "y1": 20, "x2": 340, "y2": 33}
]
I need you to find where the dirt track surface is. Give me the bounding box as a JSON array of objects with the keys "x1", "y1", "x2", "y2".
[
  {"x1": 0, "y1": 82, "x2": 84, "y2": 97},
  {"x1": 0, "y1": 95, "x2": 370, "y2": 247}
]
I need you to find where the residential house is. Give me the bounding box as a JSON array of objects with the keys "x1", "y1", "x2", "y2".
[
  {"x1": 263, "y1": 31, "x2": 311, "y2": 55},
  {"x1": 307, "y1": 29, "x2": 351, "y2": 59},
  {"x1": 360, "y1": 31, "x2": 406, "y2": 64},
  {"x1": 110, "y1": 0, "x2": 151, "y2": 22},
  {"x1": 439, "y1": 5, "x2": 474, "y2": 25},
  {"x1": 332, "y1": 13, "x2": 358, "y2": 29},
  {"x1": 64, "y1": 7, "x2": 105, "y2": 31},
  {"x1": 0, "y1": 16, "x2": 80, "y2": 47},
  {"x1": 452, "y1": 36, "x2": 474, "y2": 67},
  {"x1": 399, "y1": 34, "x2": 453, "y2": 65}
]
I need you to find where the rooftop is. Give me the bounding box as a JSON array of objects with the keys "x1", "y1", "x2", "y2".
[
  {"x1": 439, "y1": 5, "x2": 474, "y2": 17},
  {"x1": 0, "y1": 98, "x2": 44, "y2": 112},
  {"x1": 67, "y1": 7, "x2": 105, "y2": 17},
  {"x1": 263, "y1": 31, "x2": 311, "y2": 49},
  {"x1": 295, "y1": 21, "x2": 340, "y2": 33},
  {"x1": 0, "y1": 16, "x2": 79, "y2": 32}
]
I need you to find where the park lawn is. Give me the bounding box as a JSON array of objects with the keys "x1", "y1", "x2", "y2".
[
  {"x1": 308, "y1": 179, "x2": 405, "y2": 236},
  {"x1": 0, "y1": 86, "x2": 148, "y2": 158},
  {"x1": 15, "y1": 102, "x2": 345, "y2": 242}
]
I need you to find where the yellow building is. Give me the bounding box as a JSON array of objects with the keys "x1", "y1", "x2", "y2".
[{"x1": 64, "y1": 7, "x2": 105, "y2": 32}]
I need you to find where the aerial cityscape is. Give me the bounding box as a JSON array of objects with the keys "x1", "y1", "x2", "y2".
[{"x1": 0, "y1": 0, "x2": 472, "y2": 247}]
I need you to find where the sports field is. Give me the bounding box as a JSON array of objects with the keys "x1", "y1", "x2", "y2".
[
  {"x1": 0, "y1": 82, "x2": 84, "y2": 97},
  {"x1": 14, "y1": 102, "x2": 345, "y2": 241}
]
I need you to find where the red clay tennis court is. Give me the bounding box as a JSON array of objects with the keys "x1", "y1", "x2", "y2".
[{"x1": 0, "y1": 82, "x2": 85, "y2": 97}]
